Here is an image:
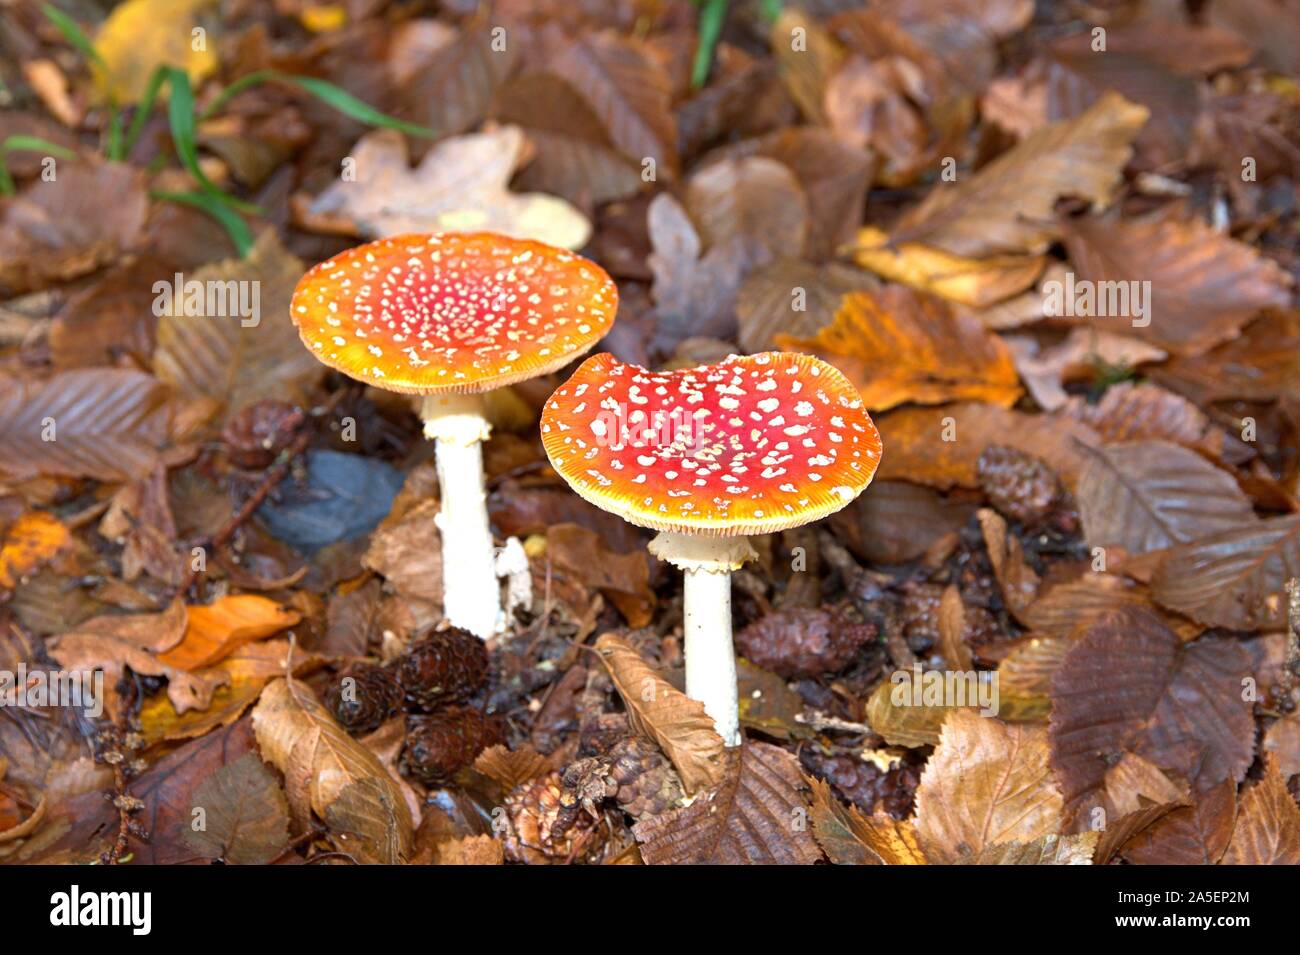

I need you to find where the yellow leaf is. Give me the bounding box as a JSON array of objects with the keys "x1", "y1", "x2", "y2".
[
  {"x1": 93, "y1": 0, "x2": 218, "y2": 104},
  {"x1": 850, "y1": 225, "x2": 1044, "y2": 307}
]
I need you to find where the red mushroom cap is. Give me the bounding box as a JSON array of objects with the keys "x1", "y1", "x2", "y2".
[
  {"x1": 541, "y1": 352, "x2": 882, "y2": 536},
  {"x1": 290, "y1": 232, "x2": 617, "y2": 395}
]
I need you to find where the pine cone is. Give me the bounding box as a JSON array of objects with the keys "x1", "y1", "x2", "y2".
[
  {"x1": 977, "y1": 445, "x2": 1060, "y2": 525},
  {"x1": 324, "y1": 664, "x2": 401, "y2": 734},
  {"x1": 502, "y1": 772, "x2": 605, "y2": 865},
  {"x1": 607, "y1": 737, "x2": 684, "y2": 819},
  {"x1": 735, "y1": 606, "x2": 875, "y2": 678},
  {"x1": 897, "y1": 582, "x2": 945, "y2": 650},
  {"x1": 400, "y1": 705, "x2": 498, "y2": 784},
  {"x1": 562, "y1": 737, "x2": 684, "y2": 821},
  {"x1": 394, "y1": 627, "x2": 489, "y2": 712}
]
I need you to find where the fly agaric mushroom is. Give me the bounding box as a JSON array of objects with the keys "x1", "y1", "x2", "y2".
[
  {"x1": 291, "y1": 232, "x2": 618, "y2": 639},
  {"x1": 541, "y1": 351, "x2": 881, "y2": 745}
]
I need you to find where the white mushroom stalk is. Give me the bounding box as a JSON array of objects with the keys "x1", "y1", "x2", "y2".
[
  {"x1": 648, "y1": 533, "x2": 758, "y2": 747},
  {"x1": 422, "y1": 393, "x2": 500, "y2": 640}
]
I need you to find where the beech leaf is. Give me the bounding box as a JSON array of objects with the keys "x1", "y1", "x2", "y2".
[
  {"x1": 252, "y1": 676, "x2": 413, "y2": 863},
  {"x1": 593, "y1": 633, "x2": 727, "y2": 795},
  {"x1": 632, "y1": 743, "x2": 821, "y2": 865},
  {"x1": 915, "y1": 710, "x2": 1064, "y2": 863}
]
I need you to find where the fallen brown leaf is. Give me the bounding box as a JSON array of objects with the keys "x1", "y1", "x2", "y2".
[
  {"x1": 914, "y1": 710, "x2": 1064, "y2": 863},
  {"x1": 1220, "y1": 757, "x2": 1300, "y2": 864},
  {"x1": 252, "y1": 676, "x2": 413, "y2": 863},
  {"x1": 593, "y1": 633, "x2": 727, "y2": 795},
  {"x1": 633, "y1": 743, "x2": 821, "y2": 865},
  {"x1": 890, "y1": 92, "x2": 1148, "y2": 256}
]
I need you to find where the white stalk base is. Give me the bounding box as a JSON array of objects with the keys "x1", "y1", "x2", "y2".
[
  {"x1": 683, "y1": 567, "x2": 741, "y2": 747},
  {"x1": 423, "y1": 395, "x2": 501, "y2": 641},
  {"x1": 649, "y1": 532, "x2": 757, "y2": 748}
]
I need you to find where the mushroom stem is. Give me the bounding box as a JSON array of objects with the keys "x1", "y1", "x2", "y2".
[
  {"x1": 648, "y1": 532, "x2": 758, "y2": 747},
  {"x1": 421, "y1": 394, "x2": 501, "y2": 640}
]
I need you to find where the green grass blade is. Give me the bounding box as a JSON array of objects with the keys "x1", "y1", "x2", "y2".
[
  {"x1": 0, "y1": 135, "x2": 78, "y2": 196},
  {"x1": 163, "y1": 67, "x2": 259, "y2": 213},
  {"x1": 200, "y1": 69, "x2": 431, "y2": 136},
  {"x1": 120, "y1": 65, "x2": 169, "y2": 159},
  {"x1": 40, "y1": 3, "x2": 106, "y2": 70},
  {"x1": 150, "y1": 189, "x2": 254, "y2": 257},
  {"x1": 691, "y1": 0, "x2": 728, "y2": 89},
  {"x1": 281, "y1": 75, "x2": 433, "y2": 137}
]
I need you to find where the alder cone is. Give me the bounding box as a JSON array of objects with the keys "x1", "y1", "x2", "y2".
[
  {"x1": 394, "y1": 627, "x2": 489, "y2": 711},
  {"x1": 400, "y1": 705, "x2": 499, "y2": 784},
  {"x1": 736, "y1": 606, "x2": 875, "y2": 678},
  {"x1": 563, "y1": 736, "x2": 685, "y2": 820},
  {"x1": 502, "y1": 771, "x2": 606, "y2": 865},
  {"x1": 977, "y1": 444, "x2": 1060, "y2": 525},
  {"x1": 324, "y1": 663, "x2": 401, "y2": 734}
]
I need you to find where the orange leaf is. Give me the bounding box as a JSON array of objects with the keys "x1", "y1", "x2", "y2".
[
  {"x1": 0, "y1": 512, "x2": 70, "y2": 589},
  {"x1": 159, "y1": 595, "x2": 301, "y2": 671}
]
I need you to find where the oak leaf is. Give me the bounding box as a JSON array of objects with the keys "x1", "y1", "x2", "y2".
[{"x1": 307, "y1": 126, "x2": 590, "y2": 250}]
